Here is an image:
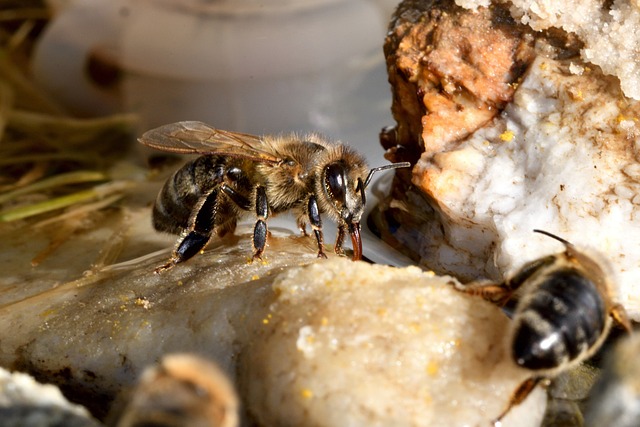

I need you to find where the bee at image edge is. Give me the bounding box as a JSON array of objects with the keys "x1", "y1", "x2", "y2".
[
  {"x1": 139, "y1": 121, "x2": 410, "y2": 272},
  {"x1": 454, "y1": 229, "x2": 633, "y2": 425},
  {"x1": 110, "y1": 354, "x2": 239, "y2": 427}
]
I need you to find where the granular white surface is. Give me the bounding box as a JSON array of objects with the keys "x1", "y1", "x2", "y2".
[{"x1": 240, "y1": 258, "x2": 546, "y2": 427}]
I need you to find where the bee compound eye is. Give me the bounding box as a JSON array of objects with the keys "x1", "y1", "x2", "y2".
[{"x1": 324, "y1": 162, "x2": 347, "y2": 205}]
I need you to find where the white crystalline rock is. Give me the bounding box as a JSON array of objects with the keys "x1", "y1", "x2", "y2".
[
  {"x1": 455, "y1": 0, "x2": 492, "y2": 10},
  {"x1": 414, "y1": 56, "x2": 640, "y2": 319},
  {"x1": 239, "y1": 259, "x2": 546, "y2": 427},
  {"x1": 0, "y1": 367, "x2": 99, "y2": 427},
  {"x1": 457, "y1": 0, "x2": 640, "y2": 100}
]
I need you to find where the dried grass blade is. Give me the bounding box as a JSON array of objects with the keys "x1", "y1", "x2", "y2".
[
  {"x1": 0, "y1": 170, "x2": 107, "y2": 204},
  {"x1": 0, "y1": 181, "x2": 130, "y2": 222}
]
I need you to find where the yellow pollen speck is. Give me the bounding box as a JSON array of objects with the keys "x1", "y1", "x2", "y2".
[
  {"x1": 301, "y1": 389, "x2": 313, "y2": 399},
  {"x1": 177, "y1": 280, "x2": 183, "y2": 286},
  {"x1": 377, "y1": 308, "x2": 387, "y2": 317},
  {"x1": 135, "y1": 298, "x2": 151, "y2": 309},
  {"x1": 499, "y1": 130, "x2": 514, "y2": 142},
  {"x1": 569, "y1": 88, "x2": 583, "y2": 101},
  {"x1": 539, "y1": 62, "x2": 548, "y2": 70},
  {"x1": 426, "y1": 361, "x2": 439, "y2": 376},
  {"x1": 251, "y1": 275, "x2": 260, "y2": 281},
  {"x1": 262, "y1": 313, "x2": 272, "y2": 324},
  {"x1": 40, "y1": 309, "x2": 56, "y2": 318},
  {"x1": 321, "y1": 317, "x2": 329, "y2": 326}
]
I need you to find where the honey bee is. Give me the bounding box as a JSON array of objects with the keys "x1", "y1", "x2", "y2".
[
  {"x1": 111, "y1": 354, "x2": 238, "y2": 427},
  {"x1": 139, "y1": 121, "x2": 410, "y2": 272},
  {"x1": 455, "y1": 230, "x2": 632, "y2": 424}
]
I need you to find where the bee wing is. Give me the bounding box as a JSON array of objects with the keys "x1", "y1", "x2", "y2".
[{"x1": 138, "y1": 121, "x2": 281, "y2": 164}]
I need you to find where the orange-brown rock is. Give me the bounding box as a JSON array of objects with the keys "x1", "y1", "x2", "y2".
[{"x1": 382, "y1": 0, "x2": 536, "y2": 163}]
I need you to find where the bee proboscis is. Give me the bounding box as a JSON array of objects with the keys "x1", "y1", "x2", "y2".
[
  {"x1": 454, "y1": 229, "x2": 632, "y2": 424},
  {"x1": 139, "y1": 121, "x2": 410, "y2": 272}
]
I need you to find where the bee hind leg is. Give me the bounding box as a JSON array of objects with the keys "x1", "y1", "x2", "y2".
[
  {"x1": 493, "y1": 376, "x2": 545, "y2": 426},
  {"x1": 155, "y1": 189, "x2": 219, "y2": 273}
]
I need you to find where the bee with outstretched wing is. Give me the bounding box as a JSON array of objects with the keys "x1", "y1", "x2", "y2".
[{"x1": 140, "y1": 121, "x2": 410, "y2": 272}]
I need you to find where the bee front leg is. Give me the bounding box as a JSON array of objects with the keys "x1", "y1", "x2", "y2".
[
  {"x1": 156, "y1": 188, "x2": 219, "y2": 273},
  {"x1": 307, "y1": 195, "x2": 327, "y2": 258},
  {"x1": 451, "y1": 279, "x2": 514, "y2": 307},
  {"x1": 252, "y1": 185, "x2": 269, "y2": 260},
  {"x1": 334, "y1": 223, "x2": 347, "y2": 256},
  {"x1": 611, "y1": 302, "x2": 633, "y2": 333}
]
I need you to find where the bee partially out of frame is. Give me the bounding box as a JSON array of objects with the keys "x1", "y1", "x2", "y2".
[
  {"x1": 139, "y1": 121, "x2": 410, "y2": 273},
  {"x1": 454, "y1": 230, "x2": 632, "y2": 425}
]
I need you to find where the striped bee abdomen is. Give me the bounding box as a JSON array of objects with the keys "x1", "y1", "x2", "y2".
[
  {"x1": 512, "y1": 268, "x2": 607, "y2": 371},
  {"x1": 153, "y1": 156, "x2": 225, "y2": 234}
]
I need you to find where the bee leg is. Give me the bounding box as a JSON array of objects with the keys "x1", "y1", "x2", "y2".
[
  {"x1": 156, "y1": 188, "x2": 220, "y2": 273},
  {"x1": 307, "y1": 195, "x2": 327, "y2": 258},
  {"x1": 252, "y1": 185, "x2": 269, "y2": 260},
  {"x1": 452, "y1": 280, "x2": 514, "y2": 306},
  {"x1": 296, "y1": 217, "x2": 309, "y2": 236},
  {"x1": 611, "y1": 303, "x2": 633, "y2": 333},
  {"x1": 220, "y1": 184, "x2": 252, "y2": 211},
  {"x1": 334, "y1": 223, "x2": 347, "y2": 256},
  {"x1": 493, "y1": 376, "x2": 545, "y2": 426}
]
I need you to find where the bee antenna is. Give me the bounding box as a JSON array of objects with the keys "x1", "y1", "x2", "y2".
[
  {"x1": 533, "y1": 229, "x2": 573, "y2": 247},
  {"x1": 363, "y1": 162, "x2": 411, "y2": 189}
]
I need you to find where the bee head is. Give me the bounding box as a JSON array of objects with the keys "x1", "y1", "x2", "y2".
[{"x1": 321, "y1": 156, "x2": 411, "y2": 260}]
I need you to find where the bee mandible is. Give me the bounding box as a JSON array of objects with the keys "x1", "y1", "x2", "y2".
[
  {"x1": 139, "y1": 121, "x2": 410, "y2": 273},
  {"x1": 454, "y1": 229, "x2": 632, "y2": 425}
]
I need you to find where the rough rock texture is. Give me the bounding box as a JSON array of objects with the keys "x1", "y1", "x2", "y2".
[
  {"x1": 376, "y1": 0, "x2": 640, "y2": 319},
  {"x1": 0, "y1": 366, "x2": 101, "y2": 427},
  {"x1": 381, "y1": 0, "x2": 538, "y2": 163},
  {"x1": 504, "y1": 0, "x2": 640, "y2": 100},
  {"x1": 239, "y1": 259, "x2": 545, "y2": 427},
  {"x1": 0, "y1": 222, "x2": 320, "y2": 420},
  {"x1": 450, "y1": 0, "x2": 640, "y2": 100},
  {"x1": 0, "y1": 213, "x2": 547, "y2": 426}
]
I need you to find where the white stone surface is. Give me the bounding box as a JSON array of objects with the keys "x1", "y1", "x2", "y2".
[
  {"x1": 0, "y1": 366, "x2": 99, "y2": 427},
  {"x1": 414, "y1": 57, "x2": 640, "y2": 319},
  {"x1": 240, "y1": 259, "x2": 546, "y2": 427}
]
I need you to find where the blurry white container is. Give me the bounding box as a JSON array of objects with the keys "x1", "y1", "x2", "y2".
[{"x1": 34, "y1": 0, "x2": 397, "y2": 141}]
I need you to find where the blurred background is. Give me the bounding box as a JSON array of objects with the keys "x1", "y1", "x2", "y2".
[{"x1": 29, "y1": 0, "x2": 400, "y2": 164}]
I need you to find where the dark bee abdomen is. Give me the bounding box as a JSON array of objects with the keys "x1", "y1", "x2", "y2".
[
  {"x1": 153, "y1": 156, "x2": 225, "y2": 234},
  {"x1": 512, "y1": 268, "x2": 607, "y2": 371}
]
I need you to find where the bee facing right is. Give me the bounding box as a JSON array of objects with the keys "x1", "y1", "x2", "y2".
[{"x1": 455, "y1": 229, "x2": 633, "y2": 425}]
